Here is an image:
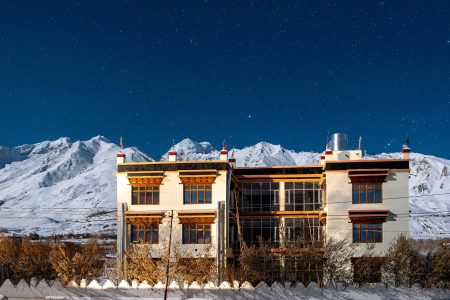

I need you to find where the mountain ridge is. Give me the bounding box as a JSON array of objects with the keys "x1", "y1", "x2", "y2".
[{"x1": 0, "y1": 136, "x2": 448, "y2": 239}]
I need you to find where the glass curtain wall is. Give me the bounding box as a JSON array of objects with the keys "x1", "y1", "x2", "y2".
[
  {"x1": 240, "y1": 182, "x2": 280, "y2": 212},
  {"x1": 285, "y1": 182, "x2": 321, "y2": 211}
]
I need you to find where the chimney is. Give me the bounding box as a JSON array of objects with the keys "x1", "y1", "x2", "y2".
[
  {"x1": 220, "y1": 140, "x2": 228, "y2": 161},
  {"x1": 319, "y1": 152, "x2": 326, "y2": 165},
  {"x1": 401, "y1": 145, "x2": 411, "y2": 159},
  {"x1": 168, "y1": 146, "x2": 177, "y2": 162},
  {"x1": 116, "y1": 152, "x2": 126, "y2": 164},
  {"x1": 401, "y1": 136, "x2": 411, "y2": 159},
  {"x1": 116, "y1": 136, "x2": 126, "y2": 163}
]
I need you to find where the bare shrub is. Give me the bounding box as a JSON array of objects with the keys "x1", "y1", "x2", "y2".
[
  {"x1": 323, "y1": 236, "x2": 355, "y2": 287},
  {"x1": 73, "y1": 237, "x2": 105, "y2": 280},
  {"x1": 0, "y1": 235, "x2": 19, "y2": 282},
  {"x1": 239, "y1": 239, "x2": 276, "y2": 285},
  {"x1": 50, "y1": 238, "x2": 104, "y2": 284},
  {"x1": 167, "y1": 242, "x2": 217, "y2": 284},
  {"x1": 11, "y1": 237, "x2": 53, "y2": 281},
  {"x1": 125, "y1": 243, "x2": 160, "y2": 283}
]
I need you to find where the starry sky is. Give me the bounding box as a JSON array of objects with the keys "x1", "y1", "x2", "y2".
[{"x1": 0, "y1": 1, "x2": 449, "y2": 158}]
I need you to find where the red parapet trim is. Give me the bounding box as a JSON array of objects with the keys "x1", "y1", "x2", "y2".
[
  {"x1": 116, "y1": 153, "x2": 126, "y2": 157},
  {"x1": 401, "y1": 148, "x2": 411, "y2": 153},
  {"x1": 320, "y1": 156, "x2": 325, "y2": 160},
  {"x1": 168, "y1": 151, "x2": 177, "y2": 155},
  {"x1": 325, "y1": 151, "x2": 333, "y2": 155},
  {"x1": 220, "y1": 150, "x2": 228, "y2": 155},
  {"x1": 229, "y1": 158, "x2": 236, "y2": 162}
]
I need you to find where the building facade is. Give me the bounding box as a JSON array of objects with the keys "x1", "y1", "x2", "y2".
[{"x1": 116, "y1": 134, "x2": 410, "y2": 282}]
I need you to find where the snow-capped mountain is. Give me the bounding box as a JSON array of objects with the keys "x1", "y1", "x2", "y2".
[
  {"x1": 0, "y1": 137, "x2": 448, "y2": 239},
  {"x1": 0, "y1": 136, "x2": 151, "y2": 236}
]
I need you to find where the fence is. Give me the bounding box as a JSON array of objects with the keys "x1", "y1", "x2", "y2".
[{"x1": 0, "y1": 278, "x2": 448, "y2": 299}]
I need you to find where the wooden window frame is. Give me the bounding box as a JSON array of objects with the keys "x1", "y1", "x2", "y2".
[
  {"x1": 130, "y1": 225, "x2": 159, "y2": 244},
  {"x1": 352, "y1": 183, "x2": 382, "y2": 204},
  {"x1": 183, "y1": 185, "x2": 212, "y2": 204},
  {"x1": 182, "y1": 224, "x2": 211, "y2": 244},
  {"x1": 352, "y1": 223, "x2": 382, "y2": 243},
  {"x1": 132, "y1": 186, "x2": 160, "y2": 205}
]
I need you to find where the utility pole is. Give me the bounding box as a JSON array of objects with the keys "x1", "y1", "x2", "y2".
[{"x1": 164, "y1": 210, "x2": 174, "y2": 300}]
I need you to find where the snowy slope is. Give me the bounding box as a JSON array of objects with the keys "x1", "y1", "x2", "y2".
[
  {"x1": 0, "y1": 137, "x2": 448, "y2": 239},
  {"x1": 0, "y1": 136, "x2": 151, "y2": 236}
]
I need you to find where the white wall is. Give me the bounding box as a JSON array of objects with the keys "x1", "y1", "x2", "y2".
[
  {"x1": 117, "y1": 167, "x2": 229, "y2": 258},
  {"x1": 325, "y1": 170, "x2": 409, "y2": 256}
]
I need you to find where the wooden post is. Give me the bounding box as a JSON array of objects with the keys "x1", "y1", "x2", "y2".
[{"x1": 164, "y1": 210, "x2": 174, "y2": 300}]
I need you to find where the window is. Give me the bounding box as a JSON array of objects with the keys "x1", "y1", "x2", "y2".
[
  {"x1": 184, "y1": 185, "x2": 212, "y2": 204},
  {"x1": 352, "y1": 183, "x2": 382, "y2": 204},
  {"x1": 130, "y1": 225, "x2": 159, "y2": 244},
  {"x1": 132, "y1": 186, "x2": 159, "y2": 205},
  {"x1": 284, "y1": 182, "x2": 321, "y2": 211},
  {"x1": 241, "y1": 217, "x2": 280, "y2": 246},
  {"x1": 352, "y1": 223, "x2": 382, "y2": 243},
  {"x1": 239, "y1": 182, "x2": 280, "y2": 212},
  {"x1": 182, "y1": 224, "x2": 211, "y2": 244}
]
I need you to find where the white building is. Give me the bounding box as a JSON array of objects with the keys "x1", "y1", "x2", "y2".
[{"x1": 116, "y1": 134, "x2": 410, "y2": 282}]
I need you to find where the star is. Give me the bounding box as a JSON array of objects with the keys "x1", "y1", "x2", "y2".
[{"x1": 248, "y1": 115, "x2": 252, "y2": 119}]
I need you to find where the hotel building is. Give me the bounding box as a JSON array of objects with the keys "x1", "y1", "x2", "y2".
[{"x1": 116, "y1": 134, "x2": 410, "y2": 282}]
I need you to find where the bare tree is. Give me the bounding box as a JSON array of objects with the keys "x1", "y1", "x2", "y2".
[
  {"x1": 323, "y1": 236, "x2": 355, "y2": 288},
  {"x1": 125, "y1": 242, "x2": 160, "y2": 283}
]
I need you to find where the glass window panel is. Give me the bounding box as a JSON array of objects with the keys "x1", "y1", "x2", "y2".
[
  {"x1": 376, "y1": 189, "x2": 382, "y2": 202},
  {"x1": 368, "y1": 190, "x2": 374, "y2": 203},
  {"x1": 154, "y1": 192, "x2": 159, "y2": 204},
  {"x1": 183, "y1": 226, "x2": 188, "y2": 243},
  {"x1": 360, "y1": 190, "x2": 366, "y2": 202},
  {"x1": 206, "y1": 191, "x2": 211, "y2": 203},
  {"x1": 352, "y1": 189, "x2": 359, "y2": 203},
  {"x1": 198, "y1": 191, "x2": 204, "y2": 202},
  {"x1": 368, "y1": 227, "x2": 375, "y2": 241},
  {"x1": 132, "y1": 191, "x2": 139, "y2": 204},
  {"x1": 360, "y1": 226, "x2": 367, "y2": 241},
  {"x1": 295, "y1": 182, "x2": 304, "y2": 190},
  {"x1": 191, "y1": 191, "x2": 197, "y2": 203},
  {"x1": 190, "y1": 228, "x2": 196, "y2": 242},
  {"x1": 304, "y1": 182, "x2": 313, "y2": 189},
  {"x1": 131, "y1": 226, "x2": 137, "y2": 242}
]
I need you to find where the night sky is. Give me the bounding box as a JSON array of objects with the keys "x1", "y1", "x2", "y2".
[{"x1": 0, "y1": 1, "x2": 449, "y2": 158}]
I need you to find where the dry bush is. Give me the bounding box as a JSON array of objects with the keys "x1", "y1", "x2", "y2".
[
  {"x1": 284, "y1": 239, "x2": 324, "y2": 287},
  {"x1": 0, "y1": 235, "x2": 19, "y2": 267},
  {"x1": 167, "y1": 242, "x2": 217, "y2": 284},
  {"x1": 11, "y1": 237, "x2": 53, "y2": 281},
  {"x1": 382, "y1": 234, "x2": 423, "y2": 287},
  {"x1": 50, "y1": 238, "x2": 104, "y2": 284},
  {"x1": 125, "y1": 243, "x2": 160, "y2": 283},
  {"x1": 323, "y1": 236, "x2": 355, "y2": 287},
  {"x1": 0, "y1": 235, "x2": 19, "y2": 282},
  {"x1": 173, "y1": 257, "x2": 216, "y2": 283},
  {"x1": 239, "y1": 239, "x2": 276, "y2": 285},
  {"x1": 73, "y1": 237, "x2": 105, "y2": 280}
]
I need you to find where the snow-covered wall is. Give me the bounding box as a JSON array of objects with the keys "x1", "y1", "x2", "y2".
[{"x1": 0, "y1": 278, "x2": 448, "y2": 300}]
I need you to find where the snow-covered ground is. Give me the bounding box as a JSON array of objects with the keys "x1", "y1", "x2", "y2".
[{"x1": 0, "y1": 137, "x2": 448, "y2": 239}]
